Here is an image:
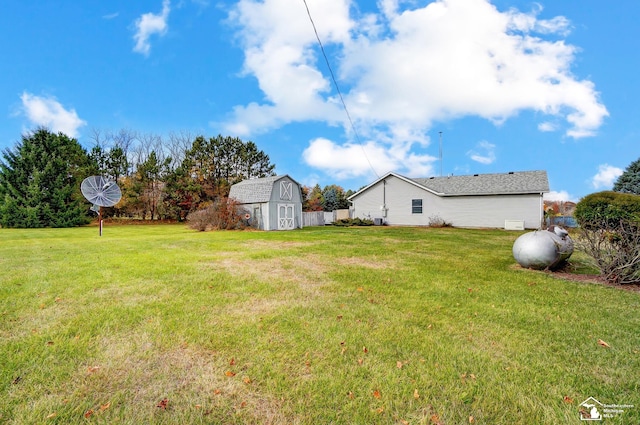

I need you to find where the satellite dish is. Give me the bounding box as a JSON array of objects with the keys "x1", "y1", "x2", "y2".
[
  {"x1": 81, "y1": 176, "x2": 122, "y2": 236},
  {"x1": 81, "y1": 176, "x2": 122, "y2": 207}
]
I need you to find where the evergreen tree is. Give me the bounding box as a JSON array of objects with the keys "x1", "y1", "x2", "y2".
[
  {"x1": 613, "y1": 158, "x2": 640, "y2": 195},
  {"x1": 0, "y1": 128, "x2": 93, "y2": 228},
  {"x1": 322, "y1": 184, "x2": 349, "y2": 211}
]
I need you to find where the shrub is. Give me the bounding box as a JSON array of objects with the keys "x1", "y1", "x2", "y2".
[
  {"x1": 575, "y1": 191, "x2": 640, "y2": 229},
  {"x1": 333, "y1": 218, "x2": 374, "y2": 227},
  {"x1": 186, "y1": 197, "x2": 247, "y2": 231},
  {"x1": 574, "y1": 191, "x2": 640, "y2": 284},
  {"x1": 428, "y1": 214, "x2": 451, "y2": 228}
]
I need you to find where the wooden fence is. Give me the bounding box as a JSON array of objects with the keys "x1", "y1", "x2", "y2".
[{"x1": 302, "y1": 209, "x2": 351, "y2": 227}]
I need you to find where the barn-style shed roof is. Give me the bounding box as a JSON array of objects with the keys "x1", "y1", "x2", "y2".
[{"x1": 229, "y1": 175, "x2": 300, "y2": 203}]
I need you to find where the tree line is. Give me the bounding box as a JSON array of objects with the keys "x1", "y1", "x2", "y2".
[
  {"x1": 0, "y1": 128, "x2": 276, "y2": 227},
  {"x1": 0, "y1": 128, "x2": 357, "y2": 228}
]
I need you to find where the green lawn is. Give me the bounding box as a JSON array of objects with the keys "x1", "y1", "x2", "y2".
[{"x1": 0, "y1": 225, "x2": 638, "y2": 424}]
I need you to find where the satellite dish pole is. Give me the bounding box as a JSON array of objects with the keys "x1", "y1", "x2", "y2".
[
  {"x1": 439, "y1": 131, "x2": 443, "y2": 177},
  {"x1": 81, "y1": 176, "x2": 122, "y2": 236}
]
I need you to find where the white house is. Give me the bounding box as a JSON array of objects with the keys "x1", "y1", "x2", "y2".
[
  {"x1": 229, "y1": 175, "x2": 303, "y2": 231},
  {"x1": 348, "y1": 171, "x2": 549, "y2": 229}
]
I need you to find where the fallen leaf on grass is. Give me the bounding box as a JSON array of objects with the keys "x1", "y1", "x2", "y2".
[
  {"x1": 157, "y1": 399, "x2": 169, "y2": 410},
  {"x1": 597, "y1": 339, "x2": 610, "y2": 348},
  {"x1": 373, "y1": 390, "x2": 381, "y2": 399},
  {"x1": 375, "y1": 406, "x2": 385, "y2": 414},
  {"x1": 84, "y1": 409, "x2": 94, "y2": 418},
  {"x1": 357, "y1": 358, "x2": 364, "y2": 365},
  {"x1": 239, "y1": 401, "x2": 247, "y2": 408},
  {"x1": 87, "y1": 366, "x2": 100, "y2": 373},
  {"x1": 363, "y1": 346, "x2": 368, "y2": 354},
  {"x1": 469, "y1": 415, "x2": 475, "y2": 423},
  {"x1": 229, "y1": 358, "x2": 236, "y2": 366},
  {"x1": 347, "y1": 391, "x2": 354, "y2": 399},
  {"x1": 225, "y1": 371, "x2": 236, "y2": 377},
  {"x1": 214, "y1": 389, "x2": 221, "y2": 395},
  {"x1": 100, "y1": 402, "x2": 111, "y2": 411},
  {"x1": 563, "y1": 396, "x2": 574, "y2": 404},
  {"x1": 356, "y1": 287, "x2": 364, "y2": 292},
  {"x1": 430, "y1": 413, "x2": 441, "y2": 424},
  {"x1": 414, "y1": 389, "x2": 420, "y2": 399},
  {"x1": 396, "y1": 361, "x2": 404, "y2": 369},
  {"x1": 46, "y1": 413, "x2": 57, "y2": 419},
  {"x1": 243, "y1": 377, "x2": 252, "y2": 384}
]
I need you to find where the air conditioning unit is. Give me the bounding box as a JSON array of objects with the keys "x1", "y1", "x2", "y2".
[{"x1": 374, "y1": 218, "x2": 384, "y2": 226}]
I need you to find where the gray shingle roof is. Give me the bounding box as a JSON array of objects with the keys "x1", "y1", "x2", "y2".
[
  {"x1": 229, "y1": 175, "x2": 299, "y2": 203},
  {"x1": 411, "y1": 170, "x2": 549, "y2": 196}
]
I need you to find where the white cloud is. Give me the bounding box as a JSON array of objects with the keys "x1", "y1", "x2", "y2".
[
  {"x1": 227, "y1": 0, "x2": 608, "y2": 180},
  {"x1": 103, "y1": 12, "x2": 119, "y2": 20},
  {"x1": 538, "y1": 121, "x2": 557, "y2": 132},
  {"x1": 467, "y1": 140, "x2": 496, "y2": 164},
  {"x1": 592, "y1": 164, "x2": 623, "y2": 189},
  {"x1": 133, "y1": 0, "x2": 171, "y2": 56},
  {"x1": 19, "y1": 92, "x2": 86, "y2": 137},
  {"x1": 302, "y1": 137, "x2": 436, "y2": 179},
  {"x1": 544, "y1": 190, "x2": 575, "y2": 202}
]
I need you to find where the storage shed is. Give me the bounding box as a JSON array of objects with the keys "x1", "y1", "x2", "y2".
[
  {"x1": 229, "y1": 175, "x2": 303, "y2": 230},
  {"x1": 348, "y1": 170, "x2": 549, "y2": 229}
]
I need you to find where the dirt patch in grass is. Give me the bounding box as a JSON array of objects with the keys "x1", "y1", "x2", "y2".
[
  {"x1": 220, "y1": 296, "x2": 293, "y2": 317},
  {"x1": 67, "y1": 332, "x2": 290, "y2": 423},
  {"x1": 334, "y1": 256, "x2": 398, "y2": 270},
  {"x1": 550, "y1": 271, "x2": 640, "y2": 293}
]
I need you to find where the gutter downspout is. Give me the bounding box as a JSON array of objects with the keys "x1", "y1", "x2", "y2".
[{"x1": 539, "y1": 193, "x2": 544, "y2": 229}]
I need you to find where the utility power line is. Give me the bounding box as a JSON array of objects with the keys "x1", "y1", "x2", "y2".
[{"x1": 301, "y1": 0, "x2": 379, "y2": 178}]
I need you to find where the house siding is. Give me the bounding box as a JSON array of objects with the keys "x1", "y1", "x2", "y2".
[
  {"x1": 435, "y1": 194, "x2": 542, "y2": 229},
  {"x1": 351, "y1": 174, "x2": 544, "y2": 229}
]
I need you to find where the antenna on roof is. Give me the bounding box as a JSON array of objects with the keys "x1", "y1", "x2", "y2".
[{"x1": 439, "y1": 131, "x2": 443, "y2": 177}]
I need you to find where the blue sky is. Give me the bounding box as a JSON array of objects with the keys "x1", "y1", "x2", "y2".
[{"x1": 1, "y1": 0, "x2": 637, "y2": 201}]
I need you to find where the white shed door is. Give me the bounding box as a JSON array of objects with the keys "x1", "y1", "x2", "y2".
[{"x1": 278, "y1": 204, "x2": 295, "y2": 230}]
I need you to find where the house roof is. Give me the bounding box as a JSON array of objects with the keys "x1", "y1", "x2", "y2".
[
  {"x1": 229, "y1": 174, "x2": 299, "y2": 203},
  {"x1": 349, "y1": 170, "x2": 549, "y2": 199},
  {"x1": 412, "y1": 170, "x2": 549, "y2": 196}
]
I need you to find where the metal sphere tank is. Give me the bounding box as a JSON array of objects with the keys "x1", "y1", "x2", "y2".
[{"x1": 512, "y1": 227, "x2": 574, "y2": 270}]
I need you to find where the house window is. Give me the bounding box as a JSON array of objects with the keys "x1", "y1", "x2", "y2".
[{"x1": 412, "y1": 199, "x2": 423, "y2": 214}]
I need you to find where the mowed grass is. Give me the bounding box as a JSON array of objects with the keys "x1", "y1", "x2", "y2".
[{"x1": 0, "y1": 225, "x2": 639, "y2": 424}]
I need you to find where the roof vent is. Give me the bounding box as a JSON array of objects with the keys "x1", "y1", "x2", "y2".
[{"x1": 473, "y1": 174, "x2": 479, "y2": 176}]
